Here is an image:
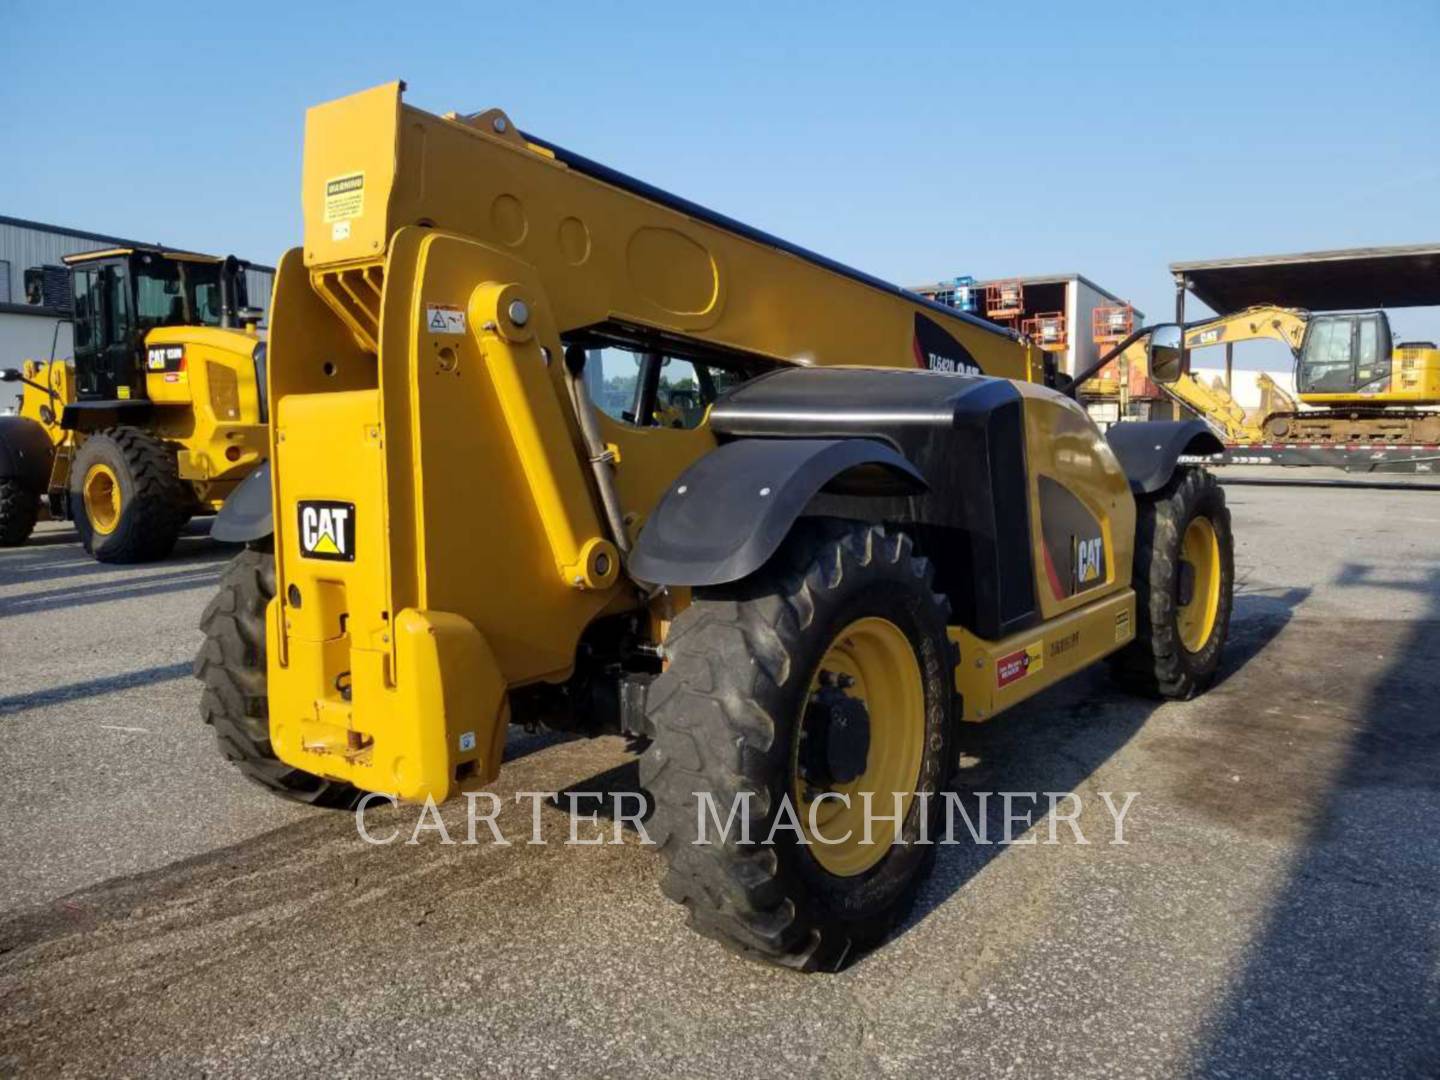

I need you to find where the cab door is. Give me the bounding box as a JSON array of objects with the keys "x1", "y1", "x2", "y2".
[{"x1": 72, "y1": 259, "x2": 143, "y2": 401}]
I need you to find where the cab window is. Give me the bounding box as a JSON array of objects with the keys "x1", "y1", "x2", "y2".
[
  {"x1": 1300, "y1": 317, "x2": 1355, "y2": 393},
  {"x1": 580, "y1": 344, "x2": 758, "y2": 429},
  {"x1": 133, "y1": 258, "x2": 227, "y2": 329},
  {"x1": 135, "y1": 259, "x2": 188, "y2": 328},
  {"x1": 1354, "y1": 316, "x2": 1390, "y2": 392},
  {"x1": 72, "y1": 268, "x2": 96, "y2": 351}
]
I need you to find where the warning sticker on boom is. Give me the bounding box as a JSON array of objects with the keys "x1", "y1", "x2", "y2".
[
  {"x1": 324, "y1": 172, "x2": 365, "y2": 222},
  {"x1": 425, "y1": 304, "x2": 466, "y2": 334}
]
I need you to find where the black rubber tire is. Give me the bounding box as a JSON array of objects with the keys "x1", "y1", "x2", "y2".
[
  {"x1": 194, "y1": 547, "x2": 360, "y2": 808},
  {"x1": 70, "y1": 427, "x2": 191, "y2": 563},
  {"x1": 641, "y1": 521, "x2": 956, "y2": 971},
  {"x1": 1111, "y1": 466, "x2": 1234, "y2": 699},
  {"x1": 0, "y1": 477, "x2": 39, "y2": 547}
]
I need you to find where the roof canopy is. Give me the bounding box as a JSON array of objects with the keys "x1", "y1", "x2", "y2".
[
  {"x1": 63, "y1": 245, "x2": 227, "y2": 266},
  {"x1": 1171, "y1": 243, "x2": 1440, "y2": 315}
]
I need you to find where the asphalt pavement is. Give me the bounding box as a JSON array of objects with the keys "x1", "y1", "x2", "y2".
[{"x1": 1, "y1": 478, "x2": 1437, "y2": 1079}]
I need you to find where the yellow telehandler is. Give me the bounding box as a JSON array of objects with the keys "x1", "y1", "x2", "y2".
[
  {"x1": 0, "y1": 246, "x2": 268, "y2": 560},
  {"x1": 196, "y1": 83, "x2": 1232, "y2": 969}
]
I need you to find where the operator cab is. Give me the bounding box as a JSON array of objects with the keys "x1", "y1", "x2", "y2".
[
  {"x1": 1296, "y1": 311, "x2": 1393, "y2": 396},
  {"x1": 64, "y1": 247, "x2": 253, "y2": 404}
]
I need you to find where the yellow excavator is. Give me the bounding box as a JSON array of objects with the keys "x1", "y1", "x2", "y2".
[
  {"x1": 0, "y1": 246, "x2": 269, "y2": 559},
  {"x1": 1178, "y1": 304, "x2": 1440, "y2": 443},
  {"x1": 1093, "y1": 301, "x2": 1440, "y2": 457}
]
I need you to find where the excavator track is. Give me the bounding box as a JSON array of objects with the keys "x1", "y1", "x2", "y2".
[{"x1": 1261, "y1": 409, "x2": 1440, "y2": 445}]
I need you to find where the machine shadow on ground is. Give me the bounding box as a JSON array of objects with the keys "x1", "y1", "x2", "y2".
[
  {"x1": 0, "y1": 565, "x2": 223, "y2": 618},
  {"x1": 1187, "y1": 563, "x2": 1440, "y2": 1078},
  {"x1": 0, "y1": 524, "x2": 226, "y2": 589},
  {"x1": 0, "y1": 662, "x2": 195, "y2": 717},
  {"x1": 900, "y1": 583, "x2": 1305, "y2": 938}
]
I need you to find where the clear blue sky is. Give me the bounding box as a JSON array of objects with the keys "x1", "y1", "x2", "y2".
[{"x1": 3, "y1": 1, "x2": 1437, "y2": 360}]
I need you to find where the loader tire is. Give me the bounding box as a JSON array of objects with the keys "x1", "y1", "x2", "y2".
[
  {"x1": 641, "y1": 521, "x2": 955, "y2": 971},
  {"x1": 195, "y1": 547, "x2": 360, "y2": 808},
  {"x1": 1111, "y1": 466, "x2": 1233, "y2": 700},
  {"x1": 0, "y1": 478, "x2": 39, "y2": 547},
  {"x1": 70, "y1": 427, "x2": 190, "y2": 563}
]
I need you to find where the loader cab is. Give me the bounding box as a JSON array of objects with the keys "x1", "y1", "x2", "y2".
[
  {"x1": 65, "y1": 247, "x2": 252, "y2": 402},
  {"x1": 1296, "y1": 311, "x2": 1393, "y2": 397}
]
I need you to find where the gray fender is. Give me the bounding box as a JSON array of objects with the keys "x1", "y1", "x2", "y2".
[
  {"x1": 1104, "y1": 420, "x2": 1225, "y2": 495},
  {"x1": 627, "y1": 437, "x2": 927, "y2": 587},
  {"x1": 211, "y1": 460, "x2": 273, "y2": 543},
  {"x1": 0, "y1": 415, "x2": 56, "y2": 493}
]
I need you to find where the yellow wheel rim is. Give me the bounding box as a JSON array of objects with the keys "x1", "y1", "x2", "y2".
[
  {"x1": 83, "y1": 463, "x2": 122, "y2": 535},
  {"x1": 1177, "y1": 516, "x2": 1221, "y2": 652},
  {"x1": 793, "y1": 616, "x2": 926, "y2": 877}
]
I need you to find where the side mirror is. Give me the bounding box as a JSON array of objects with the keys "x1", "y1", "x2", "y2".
[
  {"x1": 1147, "y1": 324, "x2": 1187, "y2": 384},
  {"x1": 1, "y1": 368, "x2": 21, "y2": 383}
]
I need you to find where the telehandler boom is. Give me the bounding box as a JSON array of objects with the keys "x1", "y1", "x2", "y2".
[{"x1": 197, "y1": 82, "x2": 1233, "y2": 969}]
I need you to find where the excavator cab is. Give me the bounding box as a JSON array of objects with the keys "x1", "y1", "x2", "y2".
[
  {"x1": 1295, "y1": 311, "x2": 1394, "y2": 397},
  {"x1": 66, "y1": 247, "x2": 255, "y2": 408}
]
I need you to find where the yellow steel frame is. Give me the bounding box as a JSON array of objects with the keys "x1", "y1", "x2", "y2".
[{"x1": 263, "y1": 83, "x2": 1144, "y2": 801}]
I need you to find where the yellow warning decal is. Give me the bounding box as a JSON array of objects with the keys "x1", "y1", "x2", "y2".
[{"x1": 324, "y1": 172, "x2": 365, "y2": 223}]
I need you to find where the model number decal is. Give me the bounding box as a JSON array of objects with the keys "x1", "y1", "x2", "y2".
[
  {"x1": 146, "y1": 345, "x2": 184, "y2": 371},
  {"x1": 913, "y1": 313, "x2": 982, "y2": 375},
  {"x1": 298, "y1": 501, "x2": 356, "y2": 562}
]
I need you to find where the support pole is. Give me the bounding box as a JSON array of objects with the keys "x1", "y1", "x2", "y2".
[
  {"x1": 1174, "y1": 273, "x2": 1188, "y2": 422},
  {"x1": 1225, "y1": 342, "x2": 1234, "y2": 392}
]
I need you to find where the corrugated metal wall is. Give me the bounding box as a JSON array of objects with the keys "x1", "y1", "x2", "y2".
[
  {"x1": 0, "y1": 219, "x2": 115, "y2": 304},
  {"x1": 243, "y1": 266, "x2": 275, "y2": 313},
  {"x1": 0, "y1": 216, "x2": 273, "y2": 316}
]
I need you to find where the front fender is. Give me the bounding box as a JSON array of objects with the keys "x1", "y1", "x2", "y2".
[
  {"x1": 627, "y1": 437, "x2": 926, "y2": 587},
  {"x1": 211, "y1": 460, "x2": 273, "y2": 543},
  {"x1": 0, "y1": 415, "x2": 56, "y2": 492},
  {"x1": 1105, "y1": 420, "x2": 1225, "y2": 495}
]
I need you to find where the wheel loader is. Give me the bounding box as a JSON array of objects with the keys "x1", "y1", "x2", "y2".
[
  {"x1": 196, "y1": 82, "x2": 1233, "y2": 970},
  {"x1": 0, "y1": 246, "x2": 268, "y2": 561}
]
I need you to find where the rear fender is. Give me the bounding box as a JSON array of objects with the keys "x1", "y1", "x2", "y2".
[{"x1": 627, "y1": 437, "x2": 926, "y2": 586}]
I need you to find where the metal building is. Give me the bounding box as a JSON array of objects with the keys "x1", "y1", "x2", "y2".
[
  {"x1": 0, "y1": 214, "x2": 274, "y2": 370},
  {"x1": 910, "y1": 272, "x2": 1141, "y2": 378}
]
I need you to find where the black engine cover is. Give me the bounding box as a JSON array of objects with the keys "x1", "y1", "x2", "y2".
[{"x1": 710, "y1": 367, "x2": 1037, "y2": 639}]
